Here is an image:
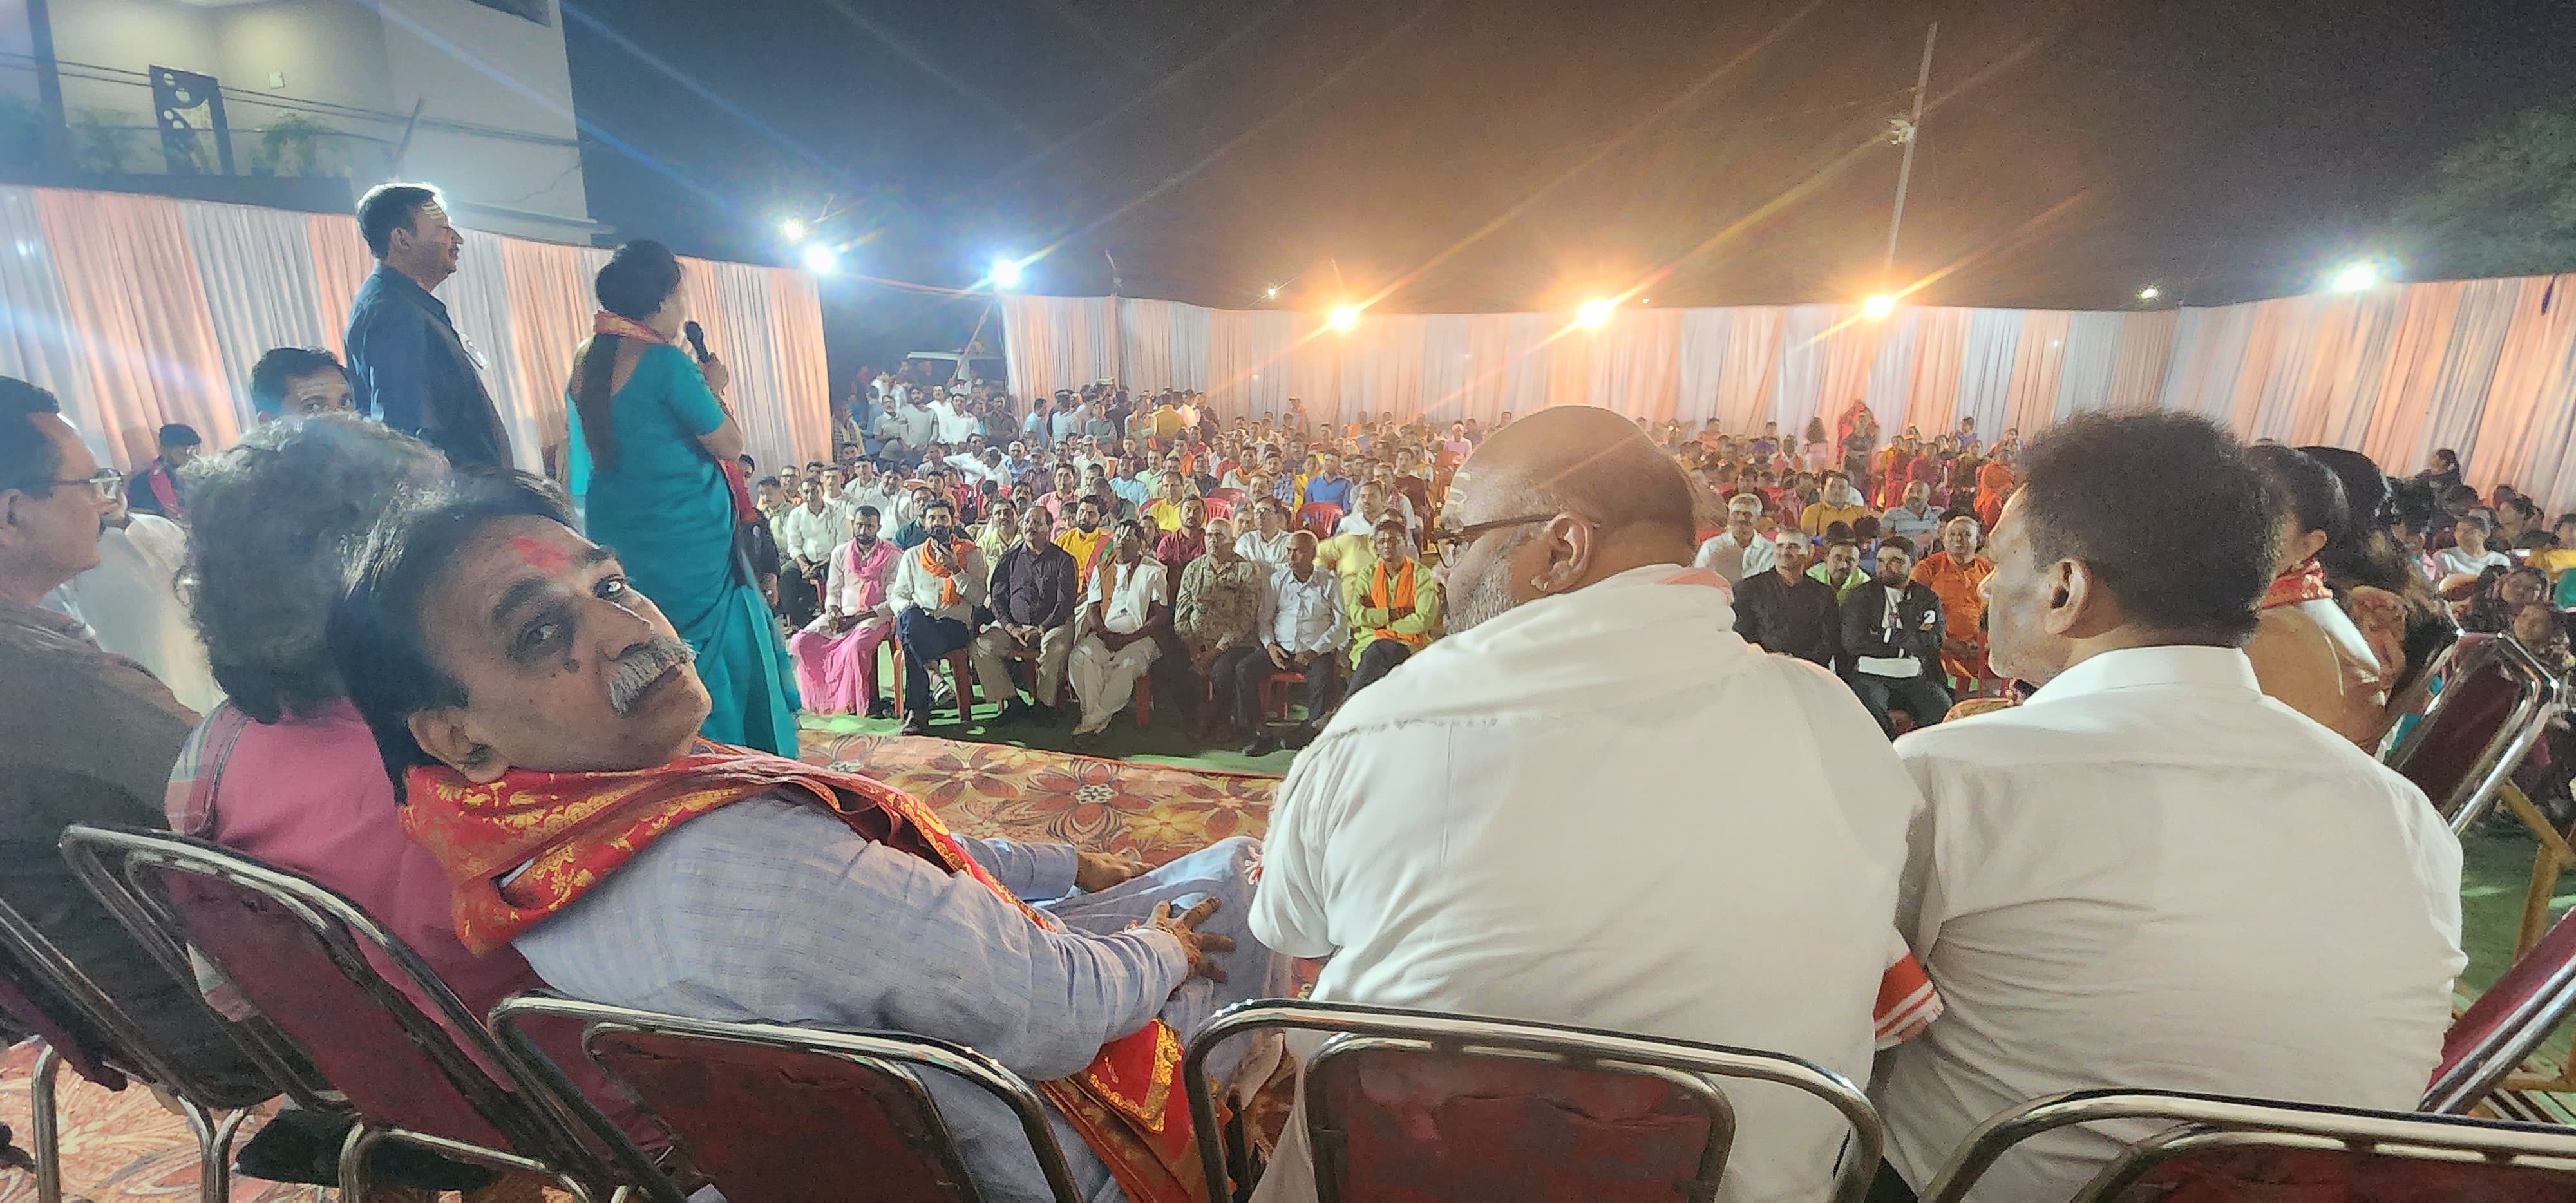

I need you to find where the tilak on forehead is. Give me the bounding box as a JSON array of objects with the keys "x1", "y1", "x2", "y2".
[{"x1": 508, "y1": 534, "x2": 578, "y2": 574}]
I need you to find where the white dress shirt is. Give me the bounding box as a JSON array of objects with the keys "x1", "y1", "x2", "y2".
[
  {"x1": 1090, "y1": 557, "x2": 1167, "y2": 636},
  {"x1": 1235, "y1": 527, "x2": 1297, "y2": 570},
  {"x1": 1692, "y1": 529, "x2": 1776, "y2": 585},
  {"x1": 1258, "y1": 564, "x2": 1345, "y2": 656},
  {"x1": 1878, "y1": 645, "x2": 2465, "y2": 1201},
  {"x1": 887, "y1": 539, "x2": 988, "y2": 623},
  {"x1": 775, "y1": 502, "x2": 844, "y2": 564},
  {"x1": 1252, "y1": 565, "x2": 1920, "y2": 1203}
]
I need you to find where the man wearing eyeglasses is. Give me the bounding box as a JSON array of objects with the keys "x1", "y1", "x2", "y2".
[
  {"x1": 0, "y1": 376, "x2": 270, "y2": 1097},
  {"x1": 1249, "y1": 405, "x2": 1924, "y2": 1203}
]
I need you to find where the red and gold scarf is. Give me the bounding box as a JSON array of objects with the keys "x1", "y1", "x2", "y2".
[
  {"x1": 2262, "y1": 558, "x2": 2333, "y2": 610},
  {"x1": 401, "y1": 743, "x2": 1206, "y2": 1203}
]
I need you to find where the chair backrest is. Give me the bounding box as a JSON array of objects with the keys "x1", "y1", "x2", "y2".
[
  {"x1": 493, "y1": 993, "x2": 1084, "y2": 1203},
  {"x1": 1208, "y1": 488, "x2": 1245, "y2": 506},
  {"x1": 57, "y1": 824, "x2": 674, "y2": 1201},
  {"x1": 1201, "y1": 496, "x2": 1235, "y2": 521},
  {"x1": 1181, "y1": 999, "x2": 1881, "y2": 1203},
  {"x1": 2378, "y1": 634, "x2": 2563, "y2": 831},
  {"x1": 0, "y1": 891, "x2": 290, "y2": 1109},
  {"x1": 1915, "y1": 1088, "x2": 2576, "y2": 1203},
  {"x1": 1297, "y1": 502, "x2": 1344, "y2": 538},
  {"x1": 2424, "y1": 903, "x2": 2576, "y2": 1113}
]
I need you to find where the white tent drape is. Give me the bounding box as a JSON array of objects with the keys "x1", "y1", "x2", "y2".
[{"x1": 1004, "y1": 275, "x2": 2576, "y2": 511}]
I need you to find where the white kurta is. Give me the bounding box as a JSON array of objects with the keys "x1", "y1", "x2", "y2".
[
  {"x1": 70, "y1": 513, "x2": 219, "y2": 712},
  {"x1": 1068, "y1": 558, "x2": 1167, "y2": 733},
  {"x1": 1251, "y1": 564, "x2": 1922, "y2": 1203},
  {"x1": 1879, "y1": 645, "x2": 2465, "y2": 1202}
]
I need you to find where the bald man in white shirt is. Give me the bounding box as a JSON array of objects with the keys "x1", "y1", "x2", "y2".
[{"x1": 1875, "y1": 413, "x2": 2463, "y2": 1202}]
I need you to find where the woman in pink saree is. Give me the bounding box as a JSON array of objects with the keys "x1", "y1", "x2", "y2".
[{"x1": 786, "y1": 506, "x2": 900, "y2": 715}]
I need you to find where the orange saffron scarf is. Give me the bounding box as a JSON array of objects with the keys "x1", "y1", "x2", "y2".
[
  {"x1": 916, "y1": 536, "x2": 966, "y2": 607},
  {"x1": 400, "y1": 743, "x2": 1206, "y2": 1203},
  {"x1": 1367, "y1": 559, "x2": 1425, "y2": 648}
]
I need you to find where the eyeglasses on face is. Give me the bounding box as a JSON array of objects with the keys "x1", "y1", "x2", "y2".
[
  {"x1": 50, "y1": 469, "x2": 123, "y2": 500},
  {"x1": 1424, "y1": 513, "x2": 1557, "y2": 558}
]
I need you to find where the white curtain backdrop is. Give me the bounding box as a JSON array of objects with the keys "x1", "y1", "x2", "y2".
[{"x1": 1005, "y1": 276, "x2": 2576, "y2": 511}]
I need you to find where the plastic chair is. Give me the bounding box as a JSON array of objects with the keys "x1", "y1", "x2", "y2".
[
  {"x1": 1297, "y1": 502, "x2": 1345, "y2": 539},
  {"x1": 1182, "y1": 999, "x2": 1882, "y2": 1203},
  {"x1": 493, "y1": 993, "x2": 1084, "y2": 1203},
  {"x1": 891, "y1": 643, "x2": 979, "y2": 721},
  {"x1": 1259, "y1": 670, "x2": 1309, "y2": 725},
  {"x1": 57, "y1": 825, "x2": 681, "y2": 1203},
  {"x1": 1915, "y1": 1087, "x2": 2576, "y2": 1202},
  {"x1": 0, "y1": 895, "x2": 305, "y2": 1203},
  {"x1": 2378, "y1": 633, "x2": 2563, "y2": 832},
  {"x1": 1201, "y1": 496, "x2": 1236, "y2": 522},
  {"x1": 2424, "y1": 903, "x2": 2576, "y2": 1117}
]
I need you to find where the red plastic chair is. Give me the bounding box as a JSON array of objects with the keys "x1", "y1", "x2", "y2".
[
  {"x1": 2423, "y1": 904, "x2": 2576, "y2": 1116},
  {"x1": 1182, "y1": 999, "x2": 1880, "y2": 1203},
  {"x1": 891, "y1": 644, "x2": 979, "y2": 721},
  {"x1": 1207, "y1": 488, "x2": 1246, "y2": 507},
  {"x1": 1916, "y1": 1088, "x2": 2576, "y2": 1202},
  {"x1": 0, "y1": 895, "x2": 306, "y2": 1203},
  {"x1": 1259, "y1": 670, "x2": 1310, "y2": 725},
  {"x1": 1297, "y1": 502, "x2": 1345, "y2": 539},
  {"x1": 1201, "y1": 496, "x2": 1236, "y2": 522},
  {"x1": 58, "y1": 825, "x2": 680, "y2": 1203},
  {"x1": 2379, "y1": 633, "x2": 2564, "y2": 833},
  {"x1": 493, "y1": 993, "x2": 1084, "y2": 1203}
]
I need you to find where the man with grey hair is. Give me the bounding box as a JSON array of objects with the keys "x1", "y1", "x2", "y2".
[
  {"x1": 1249, "y1": 405, "x2": 1927, "y2": 1203},
  {"x1": 1692, "y1": 490, "x2": 1776, "y2": 585}
]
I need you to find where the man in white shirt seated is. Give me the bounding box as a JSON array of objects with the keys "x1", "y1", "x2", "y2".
[
  {"x1": 1228, "y1": 531, "x2": 1345, "y2": 756},
  {"x1": 1233, "y1": 497, "x2": 1296, "y2": 569},
  {"x1": 1067, "y1": 519, "x2": 1168, "y2": 745},
  {"x1": 1873, "y1": 412, "x2": 2465, "y2": 1203},
  {"x1": 887, "y1": 496, "x2": 988, "y2": 735},
  {"x1": 772, "y1": 478, "x2": 842, "y2": 629},
  {"x1": 1249, "y1": 406, "x2": 1924, "y2": 1203},
  {"x1": 1692, "y1": 491, "x2": 1776, "y2": 585}
]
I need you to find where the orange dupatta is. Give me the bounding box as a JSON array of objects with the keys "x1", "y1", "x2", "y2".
[
  {"x1": 915, "y1": 536, "x2": 966, "y2": 607},
  {"x1": 1367, "y1": 560, "x2": 1426, "y2": 649},
  {"x1": 400, "y1": 743, "x2": 1207, "y2": 1203}
]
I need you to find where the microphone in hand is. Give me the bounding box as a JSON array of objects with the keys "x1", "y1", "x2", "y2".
[{"x1": 683, "y1": 321, "x2": 712, "y2": 363}]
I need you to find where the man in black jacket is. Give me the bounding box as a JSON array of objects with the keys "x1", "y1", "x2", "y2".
[
  {"x1": 1840, "y1": 535, "x2": 1949, "y2": 735},
  {"x1": 1733, "y1": 531, "x2": 1839, "y2": 667}
]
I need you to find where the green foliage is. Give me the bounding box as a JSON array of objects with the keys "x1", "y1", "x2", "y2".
[
  {"x1": 254, "y1": 114, "x2": 343, "y2": 178},
  {"x1": 67, "y1": 108, "x2": 145, "y2": 175},
  {"x1": 2391, "y1": 103, "x2": 2576, "y2": 279}
]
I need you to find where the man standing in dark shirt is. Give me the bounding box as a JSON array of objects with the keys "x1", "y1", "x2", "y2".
[
  {"x1": 1839, "y1": 535, "x2": 1949, "y2": 735},
  {"x1": 342, "y1": 183, "x2": 512, "y2": 468},
  {"x1": 123, "y1": 422, "x2": 200, "y2": 520},
  {"x1": 1734, "y1": 532, "x2": 1839, "y2": 668},
  {"x1": 972, "y1": 503, "x2": 1080, "y2": 724}
]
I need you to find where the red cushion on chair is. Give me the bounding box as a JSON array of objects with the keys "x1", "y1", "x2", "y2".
[
  {"x1": 591, "y1": 1030, "x2": 980, "y2": 1203},
  {"x1": 2395, "y1": 638, "x2": 2530, "y2": 817},
  {"x1": 2136, "y1": 1144, "x2": 2576, "y2": 1202},
  {"x1": 155, "y1": 870, "x2": 513, "y2": 1150},
  {"x1": 1307, "y1": 1044, "x2": 1721, "y2": 1203}
]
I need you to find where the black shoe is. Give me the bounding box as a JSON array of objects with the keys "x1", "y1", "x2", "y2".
[
  {"x1": 867, "y1": 698, "x2": 895, "y2": 719},
  {"x1": 1032, "y1": 701, "x2": 1061, "y2": 725},
  {"x1": 997, "y1": 699, "x2": 1034, "y2": 725},
  {"x1": 1282, "y1": 723, "x2": 1320, "y2": 750},
  {"x1": 1242, "y1": 734, "x2": 1281, "y2": 757},
  {"x1": 899, "y1": 712, "x2": 930, "y2": 735}
]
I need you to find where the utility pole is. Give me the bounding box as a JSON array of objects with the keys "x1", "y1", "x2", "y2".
[{"x1": 1881, "y1": 22, "x2": 1938, "y2": 278}]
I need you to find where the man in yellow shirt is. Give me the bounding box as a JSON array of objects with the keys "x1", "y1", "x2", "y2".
[
  {"x1": 1347, "y1": 518, "x2": 1442, "y2": 695},
  {"x1": 1053, "y1": 495, "x2": 1113, "y2": 585},
  {"x1": 1800, "y1": 470, "x2": 1872, "y2": 536},
  {"x1": 1142, "y1": 471, "x2": 1189, "y2": 533},
  {"x1": 2532, "y1": 513, "x2": 2576, "y2": 605}
]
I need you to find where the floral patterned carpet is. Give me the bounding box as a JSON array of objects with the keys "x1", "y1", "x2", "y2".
[{"x1": 0, "y1": 734, "x2": 1281, "y2": 1202}]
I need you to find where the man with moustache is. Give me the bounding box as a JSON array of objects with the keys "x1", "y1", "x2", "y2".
[{"x1": 887, "y1": 496, "x2": 987, "y2": 735}]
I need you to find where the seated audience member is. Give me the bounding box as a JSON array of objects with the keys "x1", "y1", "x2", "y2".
[
  {"x1": 1911, "y1": 516, "x2": 1994, "y2": 686},
  {"x1": 2514, "y1": 599, "x2": 2574, "y2": 671},
  {"x1": 1068, "y1": 520, "x2": 1168, "y2": 744},
  {"x1": 1331, "y1": 480, "x2": 1398, "y2": 538},
  {"x1": 1251, "y1": 408, "x2": 1922, "y2": 1203},
  {"x1": 1692, "y1": 492, "x2": 1776, "y2": 585},
  {"x1": 1227, "y1": 531, "x2": 1347, "y2": 756},
  {"x1": 1881, "y1": 480, "x2": 1941, "y2": 544},
  {"x1": 0, "y1": 377, "x2": 263, "y2": 1095},
  {"x1": 1873, "y1": 412, "x2": 2464, "y2": 1202},
  {"x1": 329, "y1": 472, "x2": 1288, "y2": 1203},
  {"x1": 1234, "y1": 497, "x2": 1296, "y2": 569},
  {"x1": 1345, "y1": 518, "x2": 1440, "y2": 696},
  {"x1": 786, "y1": 505, "x2": 898, "y2": 718},
  {"x1": 1056, "y1": 495, "x2": 1113, "y2": 583},
  {"x1": 1841, "y1": 536, "x2": 1949, "y2": 735},
  {"x1": 972, "y1": 504, "x2": 1080, "y2": 725},
  {"x1": 973, "y1": 497, "x2": 1019, "y2": 573},
  {"x1": 1801, "y1": 469, "x2": 1871, "y2": 535},
  {"x1": 772, "y1": 478, "x2": 838, "y2": 629},
  {"x1": 1733, "y1": 531, "x2": 1839, "y2": 667},
  {"x1": 1153, "y1": 496, "x2": 1209, "y2": 568},
  {"x1": 65, "y1": 478, "x2": 219, "y2": 712},
  {"x1": 1171, "y1": 520, "x2": 1264, "y2": 743},
  {"x1": 889, "y1": 484, "x2": 944, "y2": 549},
  {"x1": 2461, "y1": 565, "x2": 2550, "y2": 636},
  {"x1": 126, "y1": 422, "x2": 202, "y2": 520},
  {"x1": 1811, "y1": 536, "x2": 1869, "y2": 602},
  {"x1": 2241, "y1": 445, "x2": 2401, "y2": 746},
  {"x1": 2434, "y1": 513, "x2": 2510, "y2": 589},
  {"x1": 887, "y1": 497, "x2": 987, "y2": 734},
  {"x1": 247, "y1": 347, "x2": 355, "y2": 421}
]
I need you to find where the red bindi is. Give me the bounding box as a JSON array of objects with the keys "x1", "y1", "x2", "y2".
[{"x1": 509, "y1": 535, "x2": 576, "y2": 574}]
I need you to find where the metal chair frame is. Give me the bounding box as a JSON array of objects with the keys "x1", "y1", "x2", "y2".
[
  {"x1": 2377, "y1": 632, "x2": 2564, "y2": 833},
  {"x1": 1180, "y1": 999, "x2": 1883, "y2": 1203},
  {"x1": 0, "y1": 893, "x2": 312, "y2": 1203},
  {"x1": 1915, "y1": 1088, "x2": 2576, "y2": 1203},
  {"x1": 493, "y1": 992, "x2": 1086, "y2": 1203},
  {"x1": 58, "y1": 824, "x2": 679, "y2": 1203}
]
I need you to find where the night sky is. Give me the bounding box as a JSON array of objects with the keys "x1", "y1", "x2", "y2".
[{"x1": 559, "y1": 0, "x2": 2576, "y2": 371}]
